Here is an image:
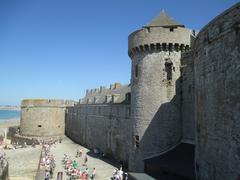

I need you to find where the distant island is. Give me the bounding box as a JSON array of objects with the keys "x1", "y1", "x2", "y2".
[{"x1": 0, "y1": 105, "x2": 20, "y2": 111}]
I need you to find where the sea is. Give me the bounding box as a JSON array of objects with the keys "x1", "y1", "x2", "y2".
[{"x1": 0, "y1": 110, "x2": 20, "y2": 120}]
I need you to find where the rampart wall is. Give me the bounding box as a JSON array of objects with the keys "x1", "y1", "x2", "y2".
[
  {"x1": 65, "y1": 103, "x2": 131, "y2": 163},
  {"x1": 194, "y1": 2, "x2": 240, "y2": 179},
  {"x1": 181, "y1": 51, "x2": 195, "y2": 143}
]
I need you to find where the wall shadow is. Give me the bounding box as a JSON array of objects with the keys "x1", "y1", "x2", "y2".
[{"x1": 138, "y1": 78, "x2": 195, "y2": 180}]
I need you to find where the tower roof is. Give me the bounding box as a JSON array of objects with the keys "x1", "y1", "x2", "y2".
[{"x1": 144, "y1": 10, "x2": 184, "y2": 28}]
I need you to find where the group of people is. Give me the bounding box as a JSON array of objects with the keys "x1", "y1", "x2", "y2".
[
  {"x1": 111, "y1": 167, "x2": 128, "y2": 180},
  {"x1": 41, "y1": 142, "x2": 56, "y2": 180},
  {"x1": 62, "y1": 149, "x2": 96, "y2": 180},
  {"x1": 0, "y1": 150, "x2": 6, "y2": 168}
]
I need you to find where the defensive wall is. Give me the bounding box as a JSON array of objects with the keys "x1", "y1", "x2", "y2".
[
  {"x1": 21, "y1": 99, "x2": 74, "y2": 137},
  {"x1": 193, "y1": 2, "x2": 240, "y2": 179},
  {"x1": 65, "y1": 83, "x2": 131, "y2": 163},
  {"x1": 181, "y1": 51, "x2": 195, "y2": 143}
]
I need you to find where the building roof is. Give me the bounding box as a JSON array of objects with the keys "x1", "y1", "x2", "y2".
[{"x1": 144, "y1": 10, "x2": 184, "y2": 28}]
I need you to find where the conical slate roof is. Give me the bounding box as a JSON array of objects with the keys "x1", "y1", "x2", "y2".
[{"x1": 144, "y1": 10, "x2": 184, "y2": 27}]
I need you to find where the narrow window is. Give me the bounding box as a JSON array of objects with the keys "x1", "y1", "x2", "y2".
[
  {"x1": 135, "y1": 65, "x2": 138, "y2": 78},
  {"x1": 170, "y1": 28, "x2": 174, "y2": 32},
  {"x1": 134, "y1": 135, "x2": 140, "y2": 148},
  {"x1": 126, "y1": 107, "x2": 131, "y2": 117},
  {"x1": 125, "y1": 92, "x2": 131, "y2": 104},
  {"x1": 165, "y1": 59, "x2": 173, "y2": 80}
]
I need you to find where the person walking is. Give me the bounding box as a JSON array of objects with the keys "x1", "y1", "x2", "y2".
[
  {"x1": 83, "y1": 155, "x2": 88, "y2": 166},
  {"x1": 91, "y1": 168, "x2": 96, "y2": 179}
]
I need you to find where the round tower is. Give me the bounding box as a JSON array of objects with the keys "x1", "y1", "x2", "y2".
[
  {"x1": 20, "y1": 99, "x2": 69, "y2": 137},
  {"x1": 128, "y1": 11, "x2": 193, "y2": 171}
]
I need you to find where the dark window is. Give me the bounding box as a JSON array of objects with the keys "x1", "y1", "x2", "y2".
[
  {"x1": 134, "y1": 135, "x2": 140, "y2": 148},
  {"x1": 135, "y1": 65, "x2": 138, "y2": 78},
  {"x1": 126, "y1": 92, "x2": 131, "y2": 104},
  {"x1": 165, "y1": 59, "x2": 173, "y2": 80},
  {"x1": 38, "y1": 125, "x2": 42, "y2": 128},
  {"x1": 170, "y1": 28, "x2": 174, "y2": 32}
]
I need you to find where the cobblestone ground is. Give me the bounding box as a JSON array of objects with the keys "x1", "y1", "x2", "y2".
[
  {"x1": 50, "y1": 136, "x2": 117, "y2": 180},
  {"x1": 5, "y1": 146, "x2": 42, "y2": 180}
]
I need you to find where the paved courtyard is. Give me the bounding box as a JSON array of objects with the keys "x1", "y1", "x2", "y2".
[
  {"x1": 5, "y1": 136, "x2": 117, "y2": 180},
  {"x1": 50, "y1": 136, "x2": 117, "y2": 180}
]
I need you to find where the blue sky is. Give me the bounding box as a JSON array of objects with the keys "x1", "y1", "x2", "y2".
[{"x1": 0, "y1": 0, "x2": 238, "y2": 105}]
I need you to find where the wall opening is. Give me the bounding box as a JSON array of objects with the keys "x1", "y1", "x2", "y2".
[
  {"x1": 165, "y1": 59, "x2": 173, "y2": 80},
  {"x1": 38, "y1": 125, "x2": 42, "y2": 128},
  {"x1": 134, "y1": 135, "x2": 140, "y2": 148},
  {"x1": 125, "y1": 92, "x2": 131, "y2": 104},
  {"x1": 135, "y1": 65, "x2": 138, "y2": 78}
]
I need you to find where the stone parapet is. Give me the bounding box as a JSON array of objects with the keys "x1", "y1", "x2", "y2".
[{"x1": 128, "y1": 26, "x2": 192, "y2": 58}]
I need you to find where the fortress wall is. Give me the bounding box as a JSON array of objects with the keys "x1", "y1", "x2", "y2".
[
  {"x1": 194, "y1": 3, "x2": 240, "y2": 179},
  {"x1": 65, "y1": 104, "x2": 131, "y2": 162},
  {"x1": 181, "y1": 51, "x2": 195, "y2": 143},
  {"x1": 20, "y1": 99, "x2": 73, "y2": 137}
]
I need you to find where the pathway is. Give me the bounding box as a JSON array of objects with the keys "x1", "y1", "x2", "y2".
[{"x1": 50, "y1": 136, "x2": 117, "y2": 180}]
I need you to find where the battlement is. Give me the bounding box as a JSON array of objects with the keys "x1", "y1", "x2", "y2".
[
  {"x1": 128, "y1": 26, "x2": 193, "y2": 58},
  {"x1": 194, "y1": 2, "x2": 240, "y2": 50},
  {"x1": 194, "y1": 3, "x2": 240, "y2": 51},
  {"x1": 21, "y1": 99, "x2": 75, "y2": 108}
]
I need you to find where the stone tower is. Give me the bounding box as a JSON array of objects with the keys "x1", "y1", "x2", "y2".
[
  {"x1": 128, "y1": 11, "x2": 193, "y2": 171},
  {"x1": 21, "y1": 99, "x2": 74, "y2": 137}
]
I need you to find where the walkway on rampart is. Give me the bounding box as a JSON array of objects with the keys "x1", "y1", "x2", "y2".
[{"x1": 50, "y1": 136, "x2": 117, "y2": 180}]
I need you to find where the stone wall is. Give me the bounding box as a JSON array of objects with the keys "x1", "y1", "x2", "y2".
[
  {"x1": 181, "y1": 51, "x2": 195, "y2": 143},
  {"x1": 65, "y1": 103, "x2": 131, "y2": 163},
  {"x1": 194, "y1": 2, "x2": 240, "y2": 179},
  {"x1": 20, "y1": 99, "x2": 74, "y2": 137}
]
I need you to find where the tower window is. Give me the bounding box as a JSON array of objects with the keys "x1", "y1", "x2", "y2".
[
  {"x1": 135, "y1": 65, "x2": 138, "y2": 78},
  {"x1": 170, "y1": 28, "x2": 174, "y2": 32},
  {"x1": 165, "y1": 59, "x2": 173, "y2": 80},
  {"x1": 134, "y1": 135, "x2": 139, "y2": 148}
]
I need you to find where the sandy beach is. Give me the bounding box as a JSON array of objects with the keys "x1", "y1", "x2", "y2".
[{"x1": 0, "y1": 118, "x2": 20, "y2": 130}]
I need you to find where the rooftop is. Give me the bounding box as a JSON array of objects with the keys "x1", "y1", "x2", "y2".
[{"x1": 144, "y1": 10, "x2": 184, "y2": 28}]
